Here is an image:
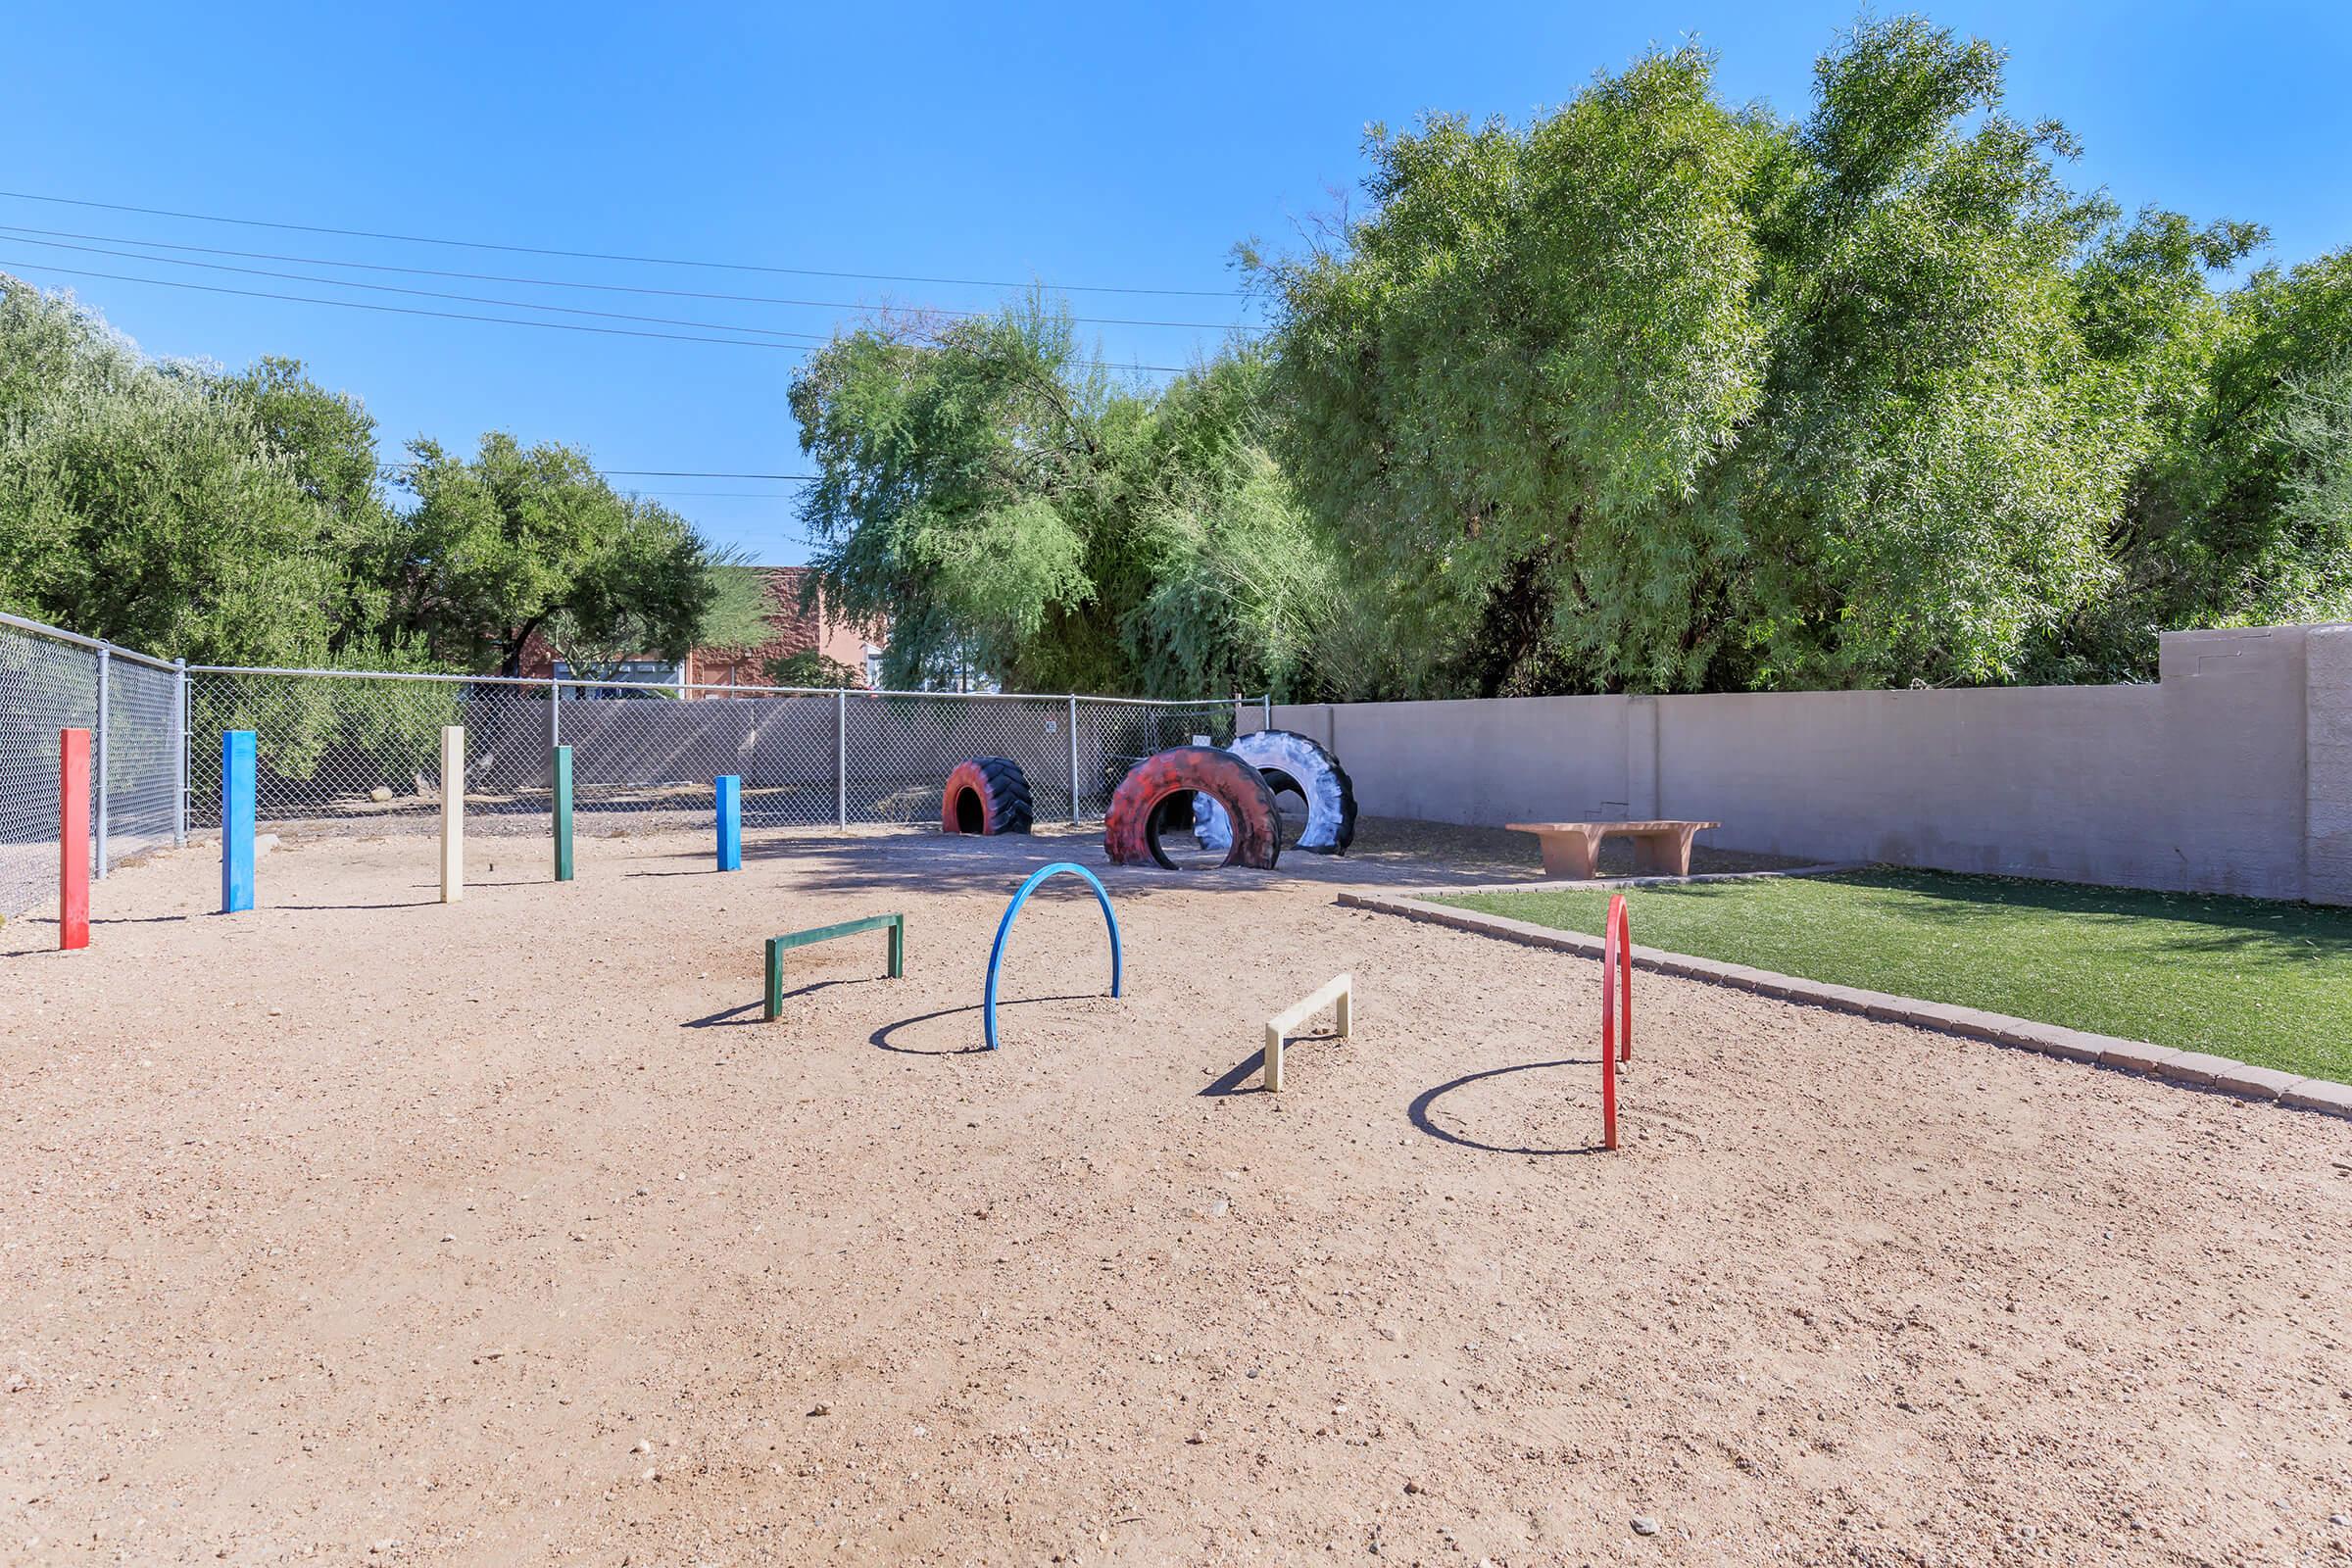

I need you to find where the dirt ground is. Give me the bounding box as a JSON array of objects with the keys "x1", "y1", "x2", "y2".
[{"x1": 3, "y1": 820, "x2": 2348, "y2": 1567}]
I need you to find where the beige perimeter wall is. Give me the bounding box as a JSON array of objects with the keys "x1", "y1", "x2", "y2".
[{"x1": 1247, "y1": 623, "x2": 2352, "y2": 906}]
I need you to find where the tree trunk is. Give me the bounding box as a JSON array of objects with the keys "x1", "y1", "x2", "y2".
[{"x1": 499, "y1": 614, "x2": 549, "y2": 679}]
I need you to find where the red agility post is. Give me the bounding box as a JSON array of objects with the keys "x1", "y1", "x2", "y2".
[
  {"x1": 1599, "y1": 893, "x2": 1632, "y2": 1150},
  {"x1": 59, "y1": 727, "x2": 90, "y2": 952},
  {"x1": 1608, "y1": 894, "x2": 1632, "y2": 1063}
]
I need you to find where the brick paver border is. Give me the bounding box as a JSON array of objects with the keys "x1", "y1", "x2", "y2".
[{"x1": 1337, "y1": 889, "x2": 2352, "y2": 1121}]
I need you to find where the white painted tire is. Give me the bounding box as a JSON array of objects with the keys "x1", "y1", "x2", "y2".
[{"x1": 1195, "y1": 730, "x2": 1357, "y2": 856}]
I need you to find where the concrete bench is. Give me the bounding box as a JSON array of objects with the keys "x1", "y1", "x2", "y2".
[{"x1": 1504, "y1": 819, "x2": 1721, "y2": 880}]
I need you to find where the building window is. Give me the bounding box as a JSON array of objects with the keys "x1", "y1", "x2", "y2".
[{"x1": 553, "y1": 659, "x2": 684, "y2": 699}]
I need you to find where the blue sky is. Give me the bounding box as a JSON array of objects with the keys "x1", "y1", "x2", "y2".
[{"x1": 7, "y1": 1, "x2": 2348, "y2": 565}]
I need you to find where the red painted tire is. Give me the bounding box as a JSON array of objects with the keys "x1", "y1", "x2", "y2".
[
  {"x1": 942, "y1": 758, "x2": 1034, "y2": 835},
  {"x1": 1103, "y1": 746, "x2": 1281, "y2": 869}
]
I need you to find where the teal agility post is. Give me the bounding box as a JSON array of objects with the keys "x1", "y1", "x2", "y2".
[
  {"x1": 983, "y1": 862, "x2": 1120, "y2": 1051},
  {"x1": 552, "y1": 745, "x2": 574, "y2": 881},
  {"x1": 764, "y1": 913, "x2": 905, "y2": 1020},
  {"x1": 715, "y1": 774, "x2": 742, "y2": 870}
]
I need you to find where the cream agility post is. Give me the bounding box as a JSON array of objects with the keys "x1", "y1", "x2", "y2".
[
  {"x1": 1263, "y1": 973, "x2": 1352, "y2": 1092},
  {"x1": 439, "y1": 725, "x2": 465, "y2": 903}
]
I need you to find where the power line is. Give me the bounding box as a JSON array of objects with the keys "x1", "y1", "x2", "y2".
[
  {"x1": 373, "y1": 467, "x2": 815, "y2": 484},
  {"x1": 1, "y1": 257, "x2": 818, "y2": 351},
  {"x1": 600, "y1": 468, "x2": 818, "y2": 480},
  {"x1": 371, "y1": 466, "x2": 819, "y2": 485},
  {"x1": 0, "y1": 189, "x2": 1247, "y2": 300},
  {"x1": 0, "y1": 258, "x2": 1199, "y2": 372},
  {"x1": 0, "y1": 221, "x2": 1266, "y2": 333},
  {"x1": 4, "y1": 234, "x2": 836, "y2": 343}
]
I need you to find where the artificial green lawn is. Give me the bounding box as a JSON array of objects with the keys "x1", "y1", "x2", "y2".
[{"x1": 1434, "y1": 870, "x2": 2352, "y2": 1084}]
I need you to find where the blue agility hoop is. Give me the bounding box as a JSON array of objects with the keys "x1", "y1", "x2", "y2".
[{"x1": 983, "y1": 861, "x2": 1122, "y2": 1051}]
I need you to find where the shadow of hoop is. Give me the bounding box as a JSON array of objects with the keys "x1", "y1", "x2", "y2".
[
  {"x1": 869, "y1": 995, "x2": 1102, "y2": 1056},
  {"x1": 1408, "y1": 1057, "x2": 1611, "y2": 1156}
]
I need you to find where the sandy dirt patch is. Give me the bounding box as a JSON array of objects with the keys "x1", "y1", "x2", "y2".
[{"x1": 2, "y1": 823, "x2": 2347, "y2": 1565}]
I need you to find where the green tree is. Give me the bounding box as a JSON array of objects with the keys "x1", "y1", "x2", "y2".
[
  {"x1": 1249, "y1": 45, "x2": 1769, "y2": 696},
  {"x1": 545, "y1": 561, "x2": 774, "y2": 683},
  {"x1": 761, "y1": 648, "x2": 867, "y2": 689},
  {"x1": 0, "y1": 280, "x2": 764, "y2": 681},
  {"x1": 219, "y1": 356, "x2": 409, "y2": 660},
  {"x1": 0, "y1": 283, "x2": 459, "y2": 791},
  {"x1": 1725, "y1": 16, "x2": 2134, "y2": 689},
  {"x1": 789, "y1": 304, "x2": 1112, "y2": 691},
  {"x1": 790, "y1": 303, "x2": 1324, "y2": 696},
  {"x1": 688, "y1": 562, "x2": 779, "y2": 656},
  {"x1": 2262, "y1": 353, "x2": 2352, "y2": 619},
  {"x1": 1250, "y1": 16, "x2": 2352, "y2": 695},
  {"x1": 0, "y1": 278, "x2": 340, "y2": 664},
  {"x1": 395, "y1": 432, "x2": 730, "y2": 676},
  {"x1": 2098, "y1": 251, "x2": 2352, "y2": 661},
  {"x1": 1125, "y1": 353, "x2": 1334, "y2": 697}
]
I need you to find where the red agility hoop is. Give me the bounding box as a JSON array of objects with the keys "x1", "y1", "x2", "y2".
[{"x1": 1599, "y1": 894, "x2": 1631, "y2": 1150}]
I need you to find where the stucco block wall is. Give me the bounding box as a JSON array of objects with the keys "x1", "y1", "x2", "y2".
[
  {"x1": 1252, "y1": 623, "x2": 2350, "y2": 904},
  {"x1": 2309, "y1": 624, "x2": 2352, "y2": 906}
]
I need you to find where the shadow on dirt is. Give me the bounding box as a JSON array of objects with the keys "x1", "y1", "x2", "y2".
[
  {"x1": 1198, "y1": 1029, "x2": 1346, "y2": 1097},
  {"x1": 699, "y1": 824, "x2": 1550, "y2": 906},
  {"x1": 683, "y1": 974, "x2": 899, "y2": 1029},
  {"x1": 1408, "y1": 1057, "x2": 1609, "y2": 1156},
  {"x1": 868, "y1": 994, "x2": 1106, "y2": 1056}
]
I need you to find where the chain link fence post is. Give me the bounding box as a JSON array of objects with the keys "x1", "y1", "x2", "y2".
[
  {"x1": 93, "y1": 645, "x2": 109, "y2": 880},
  {"x1": 1067, "y1": 694, "x2": 1081, "y2": 825},
  {"x1": 172, "y1": 658, "x2": 188, "y2": 848},
  {"x1": 836, "y1": 688, "x2": 848, "y2": 829}
]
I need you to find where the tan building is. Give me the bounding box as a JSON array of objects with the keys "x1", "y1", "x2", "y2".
[{"x1": 519, "y1": 566, "x2": 885, "y2": 692}]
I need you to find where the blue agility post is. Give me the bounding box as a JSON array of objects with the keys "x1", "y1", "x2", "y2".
[
  {"x1": 220, "y1": 729, "x2": 255, "y2": 912},
  {"x1": 715, "y1": 774, "x2": 742, "y2": 870},
  {"x1": 983, "y1": 861, "x2": 1121, "y2": 1051}
]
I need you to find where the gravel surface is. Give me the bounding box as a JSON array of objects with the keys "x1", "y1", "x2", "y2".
[{"x1": 3, "y1": 824, "x2": 2348, "y2": 1565}]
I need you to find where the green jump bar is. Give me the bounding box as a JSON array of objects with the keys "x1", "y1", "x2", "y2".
[{"x1": 765, "y1": 913, "x2": 906, "y2": 1020}]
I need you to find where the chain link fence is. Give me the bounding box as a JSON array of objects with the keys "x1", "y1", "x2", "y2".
[
  {"x1": 2, "y1": 605, "x2": 1258, "y2": 919},
  {"x1": 107, "y1": 653, "x2": 180, "y2": 864},
  {"x1": 1, "y1": 615, "x2": 99, "y2": 920},
  {"x1": 182, "y1": 669, "x2": 1245, "y2": 837},
  {"x1": 1, "y1": 612, "x2": 184, "y2": 920}
]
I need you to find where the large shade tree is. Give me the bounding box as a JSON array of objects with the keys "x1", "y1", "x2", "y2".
[
  {"x1": 1, "y1": 277, "x2": 762, "y2": 683},
  {"x1": 394, "y1": 431, "x2": 739, "y2": 677},
  {"x1": 1250, "y1": 46, "x2": 1769, "y2": 697},
  {"x1": 1250, "y1": 15, "x2": 2352, "y2": 695},
  {"x1": 0, "y1": 281, "x2": 350, "y2": 665},
  {"x1": 788, "y1": 302, "x2": 1329, "y2": 696}
]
